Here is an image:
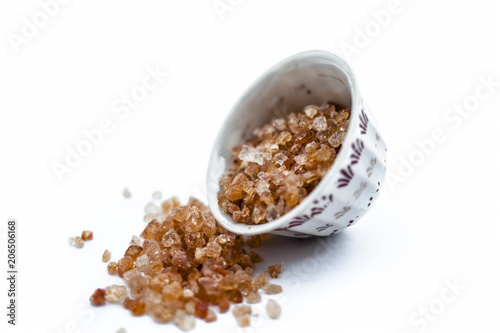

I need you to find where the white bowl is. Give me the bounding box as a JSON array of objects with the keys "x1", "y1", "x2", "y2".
[{"x1": 207, "y1": 50, "x2": 387, "y2": 237}]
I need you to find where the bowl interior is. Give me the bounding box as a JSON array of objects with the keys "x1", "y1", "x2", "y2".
[{"x1": 207, "y1": 51, "x2": 357, "y2": 235}]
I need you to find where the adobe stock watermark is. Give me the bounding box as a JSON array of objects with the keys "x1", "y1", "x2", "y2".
[
  {"x1": 386, "y1": 74, "x2": 499, "y2": 191},
  {"x1": 7, "y1": 0, "x2": 72, "y2": 54},
  {"x1": 51, "y1": 65, "x2": 169, "y2": 182},
  {"x1": 400, "y1": 278, "x2": 466, "y2": 333},
  {"x1": 56, "y1": 274, "x2": 122, "y2": 333},
  {"x1": 339, "y1": 0, "x2": 415, "y2": 62},
  {"x1": 212, "y1": 0, "x2": 244, "y2": 21}
]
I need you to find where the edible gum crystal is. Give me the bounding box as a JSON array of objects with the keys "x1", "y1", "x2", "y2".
[
  {"x1": 90, "y1": 197, "x2": 283, "y2": 331},
  {"x1": 218, "y1": 102, "x2": 350, "y2": 224}
]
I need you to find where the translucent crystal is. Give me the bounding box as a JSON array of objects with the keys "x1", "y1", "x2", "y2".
[
  {"x1": 162, "y1": 229, "x2": 181, "y2": 248},
  {"x1": 294, "y1": 154, "x2": 309, "y2": 165},
  {"x1": 117, "y1": 256, "x2": 134, "y2": 277},
  {"x1": 123, "y1": 270, "x2": 149, "y2": 298},
  {"x1": 277, "y1": 131, "x2": 292, "y2": 144},
  {"x1": 102, "y1": 249, "x2": 111, "y2": 262},
  {"x1": 205, "y1": 242, "x2": 222, "y2": 258},
  {"x1": 304, "y1": 105, "x2": 319, "y2": 118},
  {"x1": 124, "y1": 245, "x2": 143, "y2": 260},
  {"x1": 218, "y1": 299, "x2": 230, "y2": 313},
  {"x1": 328, "y1": 131, "x2": 346, "y2": 148},
  {"x1": 123, "y1": 188, "x2": 131, "y2": 199},
  {"x1": 123, "y1": 297, "x2": 146, "y2": 316},
  {"x1": 89, "y1": 288, "x2": 106, "y2": 306},
  {"x1": 273, "y1": 152, "x2": 288, "y2": 166},
  {"x1": 245, "y1": 291, "x2": 261, "y2": 304},
  {"x1": 174, "y1": 310, "x2": 196, "y2": 331},
  {"x1": 272, "y1": 118, "x2": 287, "y2": 131},
  {"x1": 312, "y1": 116, "x2": 327, "y2": 131},
  {"x1": 250, "y1": 251, "x2": 262, "y2": 263},
  {"x1": 263, "y1": 283, "x2": 282, "y2": 294},
  {"x1": 232, "y1": 305, "x2": 252, "y2": 327},
  {"x1": 205, "y1": 309, "x2": 217, "y2": 323},
  {"x1": 338, "y1": 119, "x2": 350, "y2": 132},
  {"x1": 266, "y1": 299, "x2": 281, "y2": 319},
  {"x1": 81, "y1": 230, "x2": 93, "y2": 241},
  {"x1": 152, "y1": 191, "x2": 162, "y2": 200},
  {"x1": 135, "y1": 254, "x2": 149, "y2": 272},
  {"x1": 74, "y1": 236, "x2": 84, "y2": 248},
  {"x1": 238, "y1": 145, "x2": 272, "y2": 166},
  {"x1": 268, "y1": 264, "x2": 282, "y2": 278},
  {"x1": 195, "y1": 300, "x2": 209, "y2": 319},
  {"x1": 162, "y1": 281, "x2": 183, "y2": 301},
  {"x1": 182, "y1": 206, "x2": 204, "y2": 233},
  {"x1": 144, "y1": 202, "x2": 162, "y2": 216},
  {"x1": 130, "y1": 235, "x2": 141, "y2": 246},
  {"x1": 107, "y1": 262, "x2": 118, "y2": 275},
  {"x1": 253, "y1": 273, "x2": 269, "y2": 288},
  {"x1": 105, "y1": 285, "x2": 127, "y2": 302},
  {"x1": 198, "y1": 277, "x2": 221, "y2": 297},
  {"x1": 316, "y1": 144, "x2": 331, "y2": 161},
  {"x1": 252, "y1": 202, "x2": 266, "y2": 224}
]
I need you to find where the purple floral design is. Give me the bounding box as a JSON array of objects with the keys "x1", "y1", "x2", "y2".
[
  {"x1": 350, "y1": 139, "x2": 364, "y2": 165},
  {"x1": 337, "y1": 165, "x2": 354, "y2": 188},
  {"x1": 284, "y1": 194, "x2": 334, "y2": 229},
  {"x1": 359, "y1": 109, "x2": 369, "y2": 135}
]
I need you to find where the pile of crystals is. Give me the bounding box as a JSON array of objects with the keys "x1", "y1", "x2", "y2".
[
  {"x1": 218, "y1": 102, "x2": 350, "y2": 224},
  {"x1": 89, "y1": 197, "x2": 282, "y2": 331}
]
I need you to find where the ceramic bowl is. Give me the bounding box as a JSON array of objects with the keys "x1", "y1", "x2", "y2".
[{"x1": 207, "y1": 50, "x2": 387, "y2": 237}]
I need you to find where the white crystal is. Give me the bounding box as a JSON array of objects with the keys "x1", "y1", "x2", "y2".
[
  {"x1": 238, "y1": 145, "x2": 272, "y2": 166},
  {"x1": 130, "y1": 235, "x2": 141, "y2": 246},
  {"x1": 174, "y1": 310, "x2": 196, "y2": 331},
  {"x1": 304, "y1": 105, "x2": 319, "y2": 118},
  {"x1": 294, "y1": 154, "x2": 308, "y2": 165},
  {"x1": 144, "y1": 202, "x2": 162, "y2": 215},
  {"x1": 135, "y1": 254, "x2": 149, "y2": 271},
  {"x1": 123, "y1": 188, "x2": 131, "y2": 199},
  {"x1": 266, "y1": 299, "x2": 281, "y2": 319},
  {"x1": 312, "y1": 116, "x2": 327, "y2": 131},
  {"x1": 273, "y1": 152, "x2": 288, "y2": 166}
]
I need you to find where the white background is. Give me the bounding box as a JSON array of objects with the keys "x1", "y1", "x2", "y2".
[{"x1": 1, "y1": 0, "x2": 499, "y2": 332}]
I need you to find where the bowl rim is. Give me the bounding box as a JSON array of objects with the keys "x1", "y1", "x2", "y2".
[{"x1": 207, "y1": 50, "x2": 362, "y2": 235}]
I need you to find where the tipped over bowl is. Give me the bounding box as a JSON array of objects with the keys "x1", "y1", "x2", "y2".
[{"x1": 207, "y1": 50, "x2": 387, "y2": 237}]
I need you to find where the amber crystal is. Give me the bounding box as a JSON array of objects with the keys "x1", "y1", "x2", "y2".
[
  {"x1": 90, "y1": 197, "x2": 280, "y2": 329},
  {"x1": 124, "y1": 245, "x2": 143, "y2": 260},
  {"x1": 218, "y1": 102, "x2": 350, "y2": 224},
  {"x1": 123, "y1": 297, "x2": 146, "y2": 316},
  {"x1": 102, "y1": 249, "x2": 111, "y2": 262},
  {"x1": 81, "y1": 230, "x2": 93, "y2": 241},
  {"x1": 195, "y1": 300, "x2": 209, "y2": 319},
  {"x1": 117, "y1": 256, "x2": 134, "y2": 277},
  {"x1": 89, "y1": 288, "x2": 106, "y2": 306},
  {"x1": 267, "y1": 264, "x2": 282, "y2": 279},
  {"x1": 107, "y1": 261, "x2": 118, "y2": 275},
  {"x1": 162, "y1": 281, "x2": 183, "y2": 301}
]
